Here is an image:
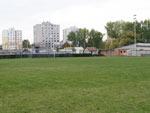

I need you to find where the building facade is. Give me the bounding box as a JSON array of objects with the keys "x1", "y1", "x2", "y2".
[
  {"x1": 100, "y1": 43, "x2": 150, "y2": 56},
  {"x1": 2, "y1": 28, "x2": 22, "y2": 50},
  {"x1": 63, "y1": 26, "x2": 78, "y2": 44},
  {"x1": 34, "y1": 21, "x2": 60, "y2": 49}
]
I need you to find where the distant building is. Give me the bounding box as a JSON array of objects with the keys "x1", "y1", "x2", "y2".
[
  {"x1": 63, "y1": 26, "x2": 78, "y2": 44},
  {"x1": 74, "y1": 47, "x2": 84, "y2": 54},
  {"x1": 2, "y1": 28, "x2": 22, "y2": 50},
  {"x1": 100, "y1": 43, "x2": 150, "y2": 56},
  {"x1": 85, "y1": 47, "x2": 98, "y2": 55},
  {"x1": 34, "y1": 21, "x2": 60, "y2": 50}
]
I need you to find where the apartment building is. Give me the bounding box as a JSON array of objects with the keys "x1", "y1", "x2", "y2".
[
  {"x1": 2, "y1": 28, "x2": 22, "y2": 50},
  {"x1": 34, "y1": 21, "x2": 60, "y2": 49},
  {"x1": 63, "y1": 26, "x2": 78, "y2": 44}
]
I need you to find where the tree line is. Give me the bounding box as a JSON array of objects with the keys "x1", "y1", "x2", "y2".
[
  {"x1": 105, "y1": 20, "x2": 150, "y2": 49},
  {"x1": 67, "y1": 28, "x2": 104, "y2": 49}
]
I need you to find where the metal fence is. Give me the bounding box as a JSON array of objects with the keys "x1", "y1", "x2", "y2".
[
  {"x1": 130, "y1": 50, "x2": 150, "y2": 56},
  {"x1": 0, "y1": 53, "x2": 92, "y2": 59}
]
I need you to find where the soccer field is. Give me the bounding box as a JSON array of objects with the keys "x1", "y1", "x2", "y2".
[{"x1": 0, "y1": 57, "x2": 150, "y2": 113}]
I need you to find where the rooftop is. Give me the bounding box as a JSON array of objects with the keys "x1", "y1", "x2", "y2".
[{"x1": 115, "y1": 43, "x2": 150, "y2": 50}]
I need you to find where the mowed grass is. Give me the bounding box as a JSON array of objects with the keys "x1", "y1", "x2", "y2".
[{"x1": 0, "y1": 57, "x2": 150, "y2": 113}]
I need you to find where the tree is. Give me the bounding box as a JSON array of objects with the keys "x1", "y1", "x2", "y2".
[
  {"x1": 99, "y1": 41, "x2": 106, "y2": 49},
  {"x1": 105, "y1": 38, "x2": 119, "y2": 49},
  {"x1": 119, "y1": 38, "x2": 130, "y2": 47},
  {"x1": 105, "y1": 38, "x2": 112, "y2": 49},
  {"x1": 22, "y1": 40, "x2": 31, "y2": 48},
  {"x1": 68, "y1": 28, "x2": 103, "y2": 49},
  {"x1": 62, "y1": 42, "x2": 71, "y2": 48},
  {"x1": 105, "y1": 20, "x2": 150, "y2": 49},
  {"x1": 68, "y1": 28, "x2": 88, "y2": 48},
  {"x1": 88, "y1": 29, "x2": 103, "y2": 48},
  {"x1": 68, "y1": 31, "x2": 77, "y2": 46},
  {"x1": 105, "y1": 21, "x2": 124, "y2": 39},
  {"x1": 111, "y1": 38, "x2": 119, "y2": 49},
  {"x1": 141, "y1": 20, "x2": 150, "y2": 42},
  {"x1": 76, "y1": 28, "x2": 89, "y2": 48}
]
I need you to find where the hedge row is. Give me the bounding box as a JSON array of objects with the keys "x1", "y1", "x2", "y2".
[{"x1": 0, "y1": 54, "x2": 92, "y2": 59}]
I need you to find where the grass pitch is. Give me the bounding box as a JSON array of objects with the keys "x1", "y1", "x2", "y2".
[{"x1": 0, "y1": 57, "x2": 150, "y2": 113}]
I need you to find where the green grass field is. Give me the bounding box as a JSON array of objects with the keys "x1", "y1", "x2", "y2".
[{"x1": 0, "y1": 57, "x2": 150, "y2": 113}]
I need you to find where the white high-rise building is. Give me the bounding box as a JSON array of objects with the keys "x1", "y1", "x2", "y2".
[
  {"x1": 63, "y1": 26, "x2": 78, "y2": 43},
  {"x1": 34, "y1": 21, "x2": 60, "y2": 49},
  {"x1": 2, "y1": 28, "x2": 22, "y2": 50}
]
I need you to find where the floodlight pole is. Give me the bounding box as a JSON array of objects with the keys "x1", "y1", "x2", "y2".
[{"x1": 134, "y1": 15, "x2": 137, "y2": 56}]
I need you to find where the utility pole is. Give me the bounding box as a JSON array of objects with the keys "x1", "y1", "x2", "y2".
[{"x1": 134, "y1": 15, "x2": 137, "y2": 56}]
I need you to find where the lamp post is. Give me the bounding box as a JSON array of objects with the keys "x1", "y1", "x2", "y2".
[{"x1": 134, "y1": 15, "x2": 137, "y2": 56}]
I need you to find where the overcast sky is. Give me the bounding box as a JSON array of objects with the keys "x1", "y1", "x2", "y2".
[{"x1": 0, "y1": 0, "x2": 150, "y2": 44}]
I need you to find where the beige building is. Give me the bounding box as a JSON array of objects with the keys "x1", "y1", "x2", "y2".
[{"x1": 2, "y1": 28, "x2": 22, "y2": 50}]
